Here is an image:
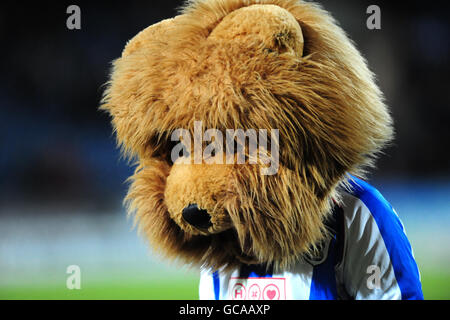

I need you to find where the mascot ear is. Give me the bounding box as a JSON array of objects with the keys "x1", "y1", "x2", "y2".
[
  {"x1": 122, "y1": 17, "x2": 178, "y2": 57},
  {"x1": 101, "y1": 16, "x2": 182, "y2": 159},
  {"x1": 208, "y1": 4, "x2": 304, "y2": 58}
]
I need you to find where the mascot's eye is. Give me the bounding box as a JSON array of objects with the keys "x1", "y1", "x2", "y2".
[
  {"x1": 166, "y1": 140, "x2": 190, "y2": 165},
  {"x1": 148, "y1": 135, "x2": 190, "y2": 165}
]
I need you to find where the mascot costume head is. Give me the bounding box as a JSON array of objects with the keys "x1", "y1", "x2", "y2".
[{"x1": 101, "y1": 0, "x2": 393, "y2": 272}]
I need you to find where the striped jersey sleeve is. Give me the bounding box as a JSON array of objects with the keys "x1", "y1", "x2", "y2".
[{"x1": 337, "y1": 177, "x2": 423, "y2": 300}]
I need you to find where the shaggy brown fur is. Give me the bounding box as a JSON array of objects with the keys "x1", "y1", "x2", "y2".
[{"x1": 101, "y1": 0, "x2": 393, "y2": 271}]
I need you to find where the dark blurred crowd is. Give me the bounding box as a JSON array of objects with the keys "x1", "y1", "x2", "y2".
[{"x1": 1, "y1": 1, "x2": 448, "y2": 212}]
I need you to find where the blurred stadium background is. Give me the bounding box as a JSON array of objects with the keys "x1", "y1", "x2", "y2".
[{"x1": 0, "y1": 0, "x2": 449, "y2": 299}]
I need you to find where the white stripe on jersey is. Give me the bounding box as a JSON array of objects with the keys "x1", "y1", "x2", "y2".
[
  {"x1": 283, "y1": 260, "x2": 314, "y2": 299},
  {"x1": 199, "y1": 269, "x2": 216, "y2": 300}
]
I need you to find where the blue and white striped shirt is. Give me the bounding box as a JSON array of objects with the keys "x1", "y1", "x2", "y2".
[{"x1": 199, "y1": 177, "x2": 424, "y2": 300}]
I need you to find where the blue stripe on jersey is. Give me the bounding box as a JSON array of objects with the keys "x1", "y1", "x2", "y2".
[
  {"x1": 213, "y1": 271, "x2": 220, "y2": 300},
  {"x1": 348, "y1": 176, "x2": 424, "y2": 300},
  {"x1": 309, "y1": 236, "x2": 338, "y2": 300}
]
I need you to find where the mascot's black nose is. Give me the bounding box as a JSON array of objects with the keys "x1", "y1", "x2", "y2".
[{"x1": 182, "y1": 204, "x2": 212, "y2": 229}]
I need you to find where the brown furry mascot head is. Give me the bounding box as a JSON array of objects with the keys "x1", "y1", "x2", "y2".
[{"x1": 101, "y1": 0, "x2": 393, "y2": 271}]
